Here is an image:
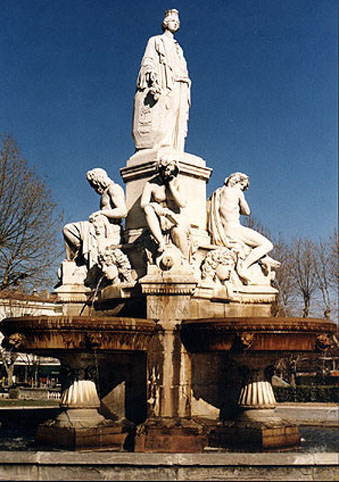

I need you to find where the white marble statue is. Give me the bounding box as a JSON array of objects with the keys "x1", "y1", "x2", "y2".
[
  {"x1": 201, "y1": 248, "x2": 239, "y2": 290},
  {"x1": 98, "y1": 245, "x2": 133, "y2": 284},
  {"x1": 63, "y1": 168, "x2": 127, "y2": 271},
  {"x1": 208, "y1": 172, "x2": 280, "y2": 284},
  {"x1": 132, "y1": 9, "x2": 191, "y2": 151},
  {"x1": 140, "y1": 156, "x2": 190, "y2": 258}
]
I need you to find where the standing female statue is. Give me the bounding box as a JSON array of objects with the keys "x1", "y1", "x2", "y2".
[{"x1": 132, "y1": 9, "x2": 191, "y2": 152}]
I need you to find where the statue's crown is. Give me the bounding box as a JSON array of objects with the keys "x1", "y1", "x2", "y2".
[{"x1": 164, "y1": 8, "x2": 179, "y2": 20}]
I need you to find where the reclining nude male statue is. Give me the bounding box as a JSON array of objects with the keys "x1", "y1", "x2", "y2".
[
  {"x1": 61, "y1": 168, "x2": 127, "y2": 284},
  {"x1": 208, "y1": 172, "x2": 280, "y2": 285}
]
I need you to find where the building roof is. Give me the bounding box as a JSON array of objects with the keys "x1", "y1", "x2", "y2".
[{"x1": 0, "y1": 290, "x2": 57, "y2": 303}]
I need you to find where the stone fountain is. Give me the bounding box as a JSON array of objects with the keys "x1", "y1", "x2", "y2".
[{"x1": 0, "y1": 8, "x2": 336, "y2": 453}]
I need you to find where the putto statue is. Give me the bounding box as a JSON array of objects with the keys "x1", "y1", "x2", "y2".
[
  {"x1": 140, "y1": 156, "x2": 190, "y2": 258},
  {"x1": 132, "y1": 9, "x2": 191, "y2": 152},
  {"x1": 208, "y1": 172, "x2": 280, "y2": 285},
  {"x1": 62, "y1": 168, "x2": 127, "y2": 275}
]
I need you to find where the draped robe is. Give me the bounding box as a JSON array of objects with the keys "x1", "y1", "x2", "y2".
[{"x1": 132, "y1": 34, "x2": 191, "y2": 151}]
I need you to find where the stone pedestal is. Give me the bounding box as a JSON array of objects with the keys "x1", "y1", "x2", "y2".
[
  {"x1": 134, "y1": 268, "x2": 208, "y2": 452},
  {"x1": 54, "y1": 261, "x2": 93, "y2": 316},
  {"x1": 134, "y1": 417, "x2": 207, "y2": 453},
  {"x1": 210, "y1": 366, "x2": 300, "y2": 450},
  {"x1": 36, "y1": 355, "x2": 132, "y2": 450}
]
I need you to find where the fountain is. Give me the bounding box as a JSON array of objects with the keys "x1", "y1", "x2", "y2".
[{"x1": 0, "y1": 8, "x2": 336, "y2": 456}]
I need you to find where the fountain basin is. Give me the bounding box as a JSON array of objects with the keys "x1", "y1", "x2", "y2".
[
  {"x1": 181, "y1": 316, "x2": 337, "y2": 450},
  {"x1": 181, "y1": 316, "x2": 336, "y2": 353},
  {"x1": 0, "y1": 315, "x2": 156, "y2": 355},
  {"x1": 0, "y1": 315, "x2": 156, "y2": 451}
]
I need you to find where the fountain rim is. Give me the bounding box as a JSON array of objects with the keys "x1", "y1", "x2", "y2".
[
  {"x1": 0, "y1": 315, "x2": 156, "y2": 332},
  {"x1": 1, "y1": 314, "x2": 155, "y2": 323},
  {"x1": 0, "y1": 315, "x2": 157, "y2": 353},
  {"x1": 181, "y1": 316, "x2": 337, "y2": 332},
  {"x1": 180, "y1": 316, "x2": 337, "y2": 353}
]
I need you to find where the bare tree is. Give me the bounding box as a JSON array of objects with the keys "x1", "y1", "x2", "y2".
[
  {"x1": 328, "y1": 229, "x2": 339, "y2": 288},
  {"x1": 271, "y1": 235, "x2": 296, "y2": 316},
  {"x1": 276, "y1": 354, "x2": 302, "y2": 388},
  {"x1": 238, "y1": 215, "x2": 337, "y2": 320},
  {"x1": 243, "y1": 219, "x2": 296, "y2": 316},
  {"x1": 0, "y1": 134, "x2": 63, "y2": 292},
  {"x1": 0, "y1": 348, "x2": 18, "y2": 387},
  {"x1": 290, "y1": 238, "x2": 319, "y2": 317},
  {"x1": 314, "y1": 240, "x2": 333, "y2": 318}
]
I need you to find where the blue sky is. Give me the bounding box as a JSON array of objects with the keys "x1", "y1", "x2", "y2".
[{"x1": 1, "y1": 0, "x2": 337, "y2": 244}]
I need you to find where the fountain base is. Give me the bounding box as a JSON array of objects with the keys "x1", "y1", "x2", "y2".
[
  {"x1": 134, "y1": 418, "x2": 208, "y2": 453},
  {"x1": 210, "y1": 409, "x2": 300, "y2": 450},
  {"x1": 36, "y1": 409, "x2": 132, "y2": 451}
]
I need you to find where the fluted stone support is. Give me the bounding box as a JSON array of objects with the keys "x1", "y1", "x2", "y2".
[
  {"x1": 210, "y1": 361, "x2": 300, "y2": 450},
  {"x1": 222, "y1": 363, "x2": 299, "y2": 449},
  {"x1": 36, "y1": 353, "x2": 131, "y2": 450},
  {"x1": 238, "y1": 380, "x2": 276, "y2": 409},
  {"x1": 60, "y1": 380, "x2": 100, "y2": 409},
  {"x1": 58, "y1": 354, "x2": 101, "y2": 410},
  {"x1": 238, "y1": 365, "x2": 277, "y2": 410}
]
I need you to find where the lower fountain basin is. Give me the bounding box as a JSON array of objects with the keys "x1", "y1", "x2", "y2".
[
  {"x1": 181, "y1": 316, "x2": 336, "y2": 353},
  {"x1": 0, "y1": 315, "x2": 157, "y2": 451},
  {"x1": 0, "y1": 315, "x2": 156, "y2": 356},
  {"x1": 181, "y1": 316, "x2": 337, "y2": 451}
]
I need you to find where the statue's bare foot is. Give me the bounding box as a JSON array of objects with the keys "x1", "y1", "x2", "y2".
[
  {"x1": 236, "y1": 266, "x2": 252, "y2": 285},
  {"x1": 260, "y1": 256, "x2": 281, "y2": 275}
]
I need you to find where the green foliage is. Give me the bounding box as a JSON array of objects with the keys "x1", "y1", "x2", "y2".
[
  {"x1": 296, "y1": 375, "x2": 339, "y2": 386},
  {"x1": 274, "y1": 385, "x2": 339, "y2": 403},
  {"x1": 0, "y1": 398, "x2": 59, "y2": 407}
]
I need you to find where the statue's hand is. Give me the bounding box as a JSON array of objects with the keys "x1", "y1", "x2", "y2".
[
  {"x1": 147, "y1": 72, "x2": 157, "y2": 84},
  {"x1": 163, "y1": 207, "x2": 175, "y2": 217},
  {"x1": 150, "y1": 86, "x2": 162, "y2": 101},
  {"x1": 146, "y1": 72, "x2": 162, "y2": 100},
  {"x1": 163, "y1": 208, "x2": 178, "y2": 225},
  {"x1": 150, "y1": 203, "x2": 165, "y2": 216},
  {"x1": 89, "y1": 211, "x2": 102, "y2": 221}
]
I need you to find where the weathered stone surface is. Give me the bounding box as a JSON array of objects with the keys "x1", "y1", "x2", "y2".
[
  {"x1": 0, "y1": 452, "x2": 337, "y2": 481},
  {"x1": 59, "y1": 168, "x2": 128, "y2": 295},
  {"x1": 276, "y1": 405, "x2": 339, "y2": 427},
  {"x1": 0, "y1": 315, "x2": 156, "y2": 354},
  {"x1": 207, "y1": 172, "x2": 280, "y2": 289},
  {"x1": 181, "y1": 317, "x2": 337, "y2": 353},
  {"x1": 37, "y1": 421, "x2": 129, "y2": 451},
  {"x1": 134, "y1": 421, "x2": 208, "y2": 453}
]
